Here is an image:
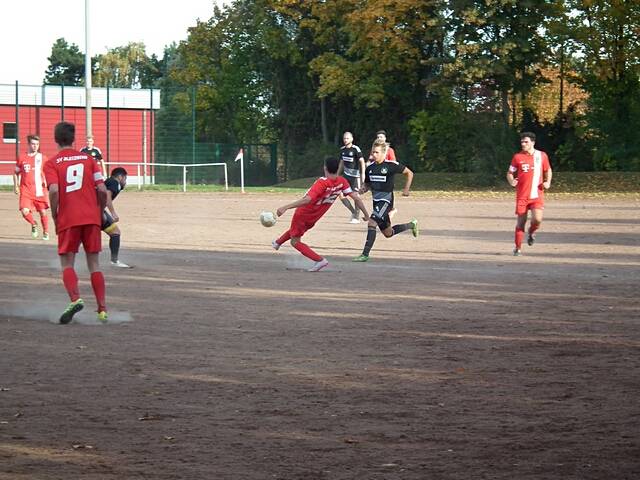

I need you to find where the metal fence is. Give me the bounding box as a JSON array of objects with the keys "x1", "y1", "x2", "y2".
[{"x1": 0, "y1": 83, "x2": 278, "y2": 187}]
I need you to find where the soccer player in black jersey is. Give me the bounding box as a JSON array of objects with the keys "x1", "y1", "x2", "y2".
[
  {"x1": 80, "y1": 135, "x2": 107, "y2": 178},
  {"x1": 338, "y1": 131, "x2": 366, "y2": 223},
  {"x1": 353, "y1": 138, "x2": 418, "y2": 262},
  {"x1": 102, "y1": 167, "x2": 131, "y2": 268}
]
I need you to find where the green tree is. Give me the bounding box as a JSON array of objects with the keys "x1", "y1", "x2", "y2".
[
  {"x1": 563, "y1": 0, "x2": 640, "y2": 170},
  {"x1": 93, "y1": 42, "x2": 160, "y2": 88},
  {"x1": 43, "y1": 38, "x2": 85, "y2": 85}
]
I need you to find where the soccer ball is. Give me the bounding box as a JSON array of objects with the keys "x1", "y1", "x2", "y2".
[{"x1": 260, "y1": 211, "x2": 277, "y2": 227}]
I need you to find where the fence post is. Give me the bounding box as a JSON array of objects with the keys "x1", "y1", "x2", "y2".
[
  {"x1": 14, "y1": 81, "x2": 19, "y2": 161},
  {"x1": 61, "y1": 83, "x2": 65, "y2": 120},
  {"x1": 106, "y1": 84, "x2": 110, "y2": 163},
  {"x1": 183, "y1": 165, "x2": 187, "y2": 193},
  {"x1": 137, "y1": 164, "x2": 141, "y2": 190}
]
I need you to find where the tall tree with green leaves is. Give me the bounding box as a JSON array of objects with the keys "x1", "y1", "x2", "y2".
[
  {"x1": 43, "y1": 38, "x2": 85, "y2": 85},
  {"x1": 563, "y1": 0, "x2": 640, "y2": 170},
  {"x1": 93, "y1": 42, "x2": 160, "y2": 88}
]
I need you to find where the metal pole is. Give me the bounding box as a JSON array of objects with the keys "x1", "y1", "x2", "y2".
[
  {"x1": 85, "y1": 0, "x2": 92, "y2": 137},
  {"x1": 61, "y1": 83, "x2": 65, "y2": 120},
  {"x1": 183, "y1": 166, "x2": 187, "y2": 192},
  {"x1": 142, "y1": 110, "x2": 147, "y2": 186},
  {"x1": 106, "y1": 84, "x2": 110, "y2": 161},
  {"x1": 191, "y1": 86, "x2": 196, "y2": 184},
  {"x1": 14, "y1": 81, "x2": 19, "y2": 161}
]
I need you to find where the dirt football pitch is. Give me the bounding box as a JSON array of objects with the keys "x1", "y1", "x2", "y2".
[{"x1": 1, "y1": 190, "x2": 639, "y2": 480}]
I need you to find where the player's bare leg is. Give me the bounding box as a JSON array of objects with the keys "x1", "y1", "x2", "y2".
[{"x1": 528, "y1": 208, "x2": 543, "y2": 246}]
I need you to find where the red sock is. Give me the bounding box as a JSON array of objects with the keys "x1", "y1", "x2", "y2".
[
  {"x1": 276, "y1": 230, "x2": 292, "y2": 245},
  {"x1": 515, "y1": 227, "x2": 525, "y2": 249},
  {"x1": 39, "y1": 212, "x2": 49, "y2": 233},
  {"x1": 293, "y1": 241, "x2": 322, "y2": 262},
  {"x1": 90, "y1": 271, "x2": 107, "y2": 312},
  {"x1": 529, "y1": 222, "x2": 540, "y2": 235},
  {"x1": 22, "y1": 211, "x2": 36, "y2": 225},
  {"x1": 62, "y1": 267, "x2": 80, "y2": 302}
]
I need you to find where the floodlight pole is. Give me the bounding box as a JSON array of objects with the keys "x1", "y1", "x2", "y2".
[{"x1": 85, "y1": 0, "x2": 92, "y2": 137}]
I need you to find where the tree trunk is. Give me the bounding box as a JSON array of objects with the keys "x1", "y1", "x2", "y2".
[{"x1": 320, "y1": 97, "x2": 329, "y2": 143}]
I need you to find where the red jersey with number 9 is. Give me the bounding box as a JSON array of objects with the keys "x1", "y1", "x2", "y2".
[{"x1": 43, "y1": 148, "x2": 104, "y2": 233}]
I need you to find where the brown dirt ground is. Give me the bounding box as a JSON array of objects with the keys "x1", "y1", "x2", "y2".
[{"x1": 0, "y1": 190, "x2": 639, "y2": 480}]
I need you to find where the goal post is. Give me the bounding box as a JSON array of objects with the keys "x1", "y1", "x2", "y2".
[{"x1": 103, "y1": 161, "x2": 228, "y2": 191}]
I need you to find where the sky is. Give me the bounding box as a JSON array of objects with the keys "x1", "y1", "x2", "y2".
[{"x1": 0, "y1": 0, "x2": 226, "y2": 85}]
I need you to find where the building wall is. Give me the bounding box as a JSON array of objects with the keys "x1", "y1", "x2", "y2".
[{"x1": 0, "y1": 105, "x2": 154, "y2": 177}]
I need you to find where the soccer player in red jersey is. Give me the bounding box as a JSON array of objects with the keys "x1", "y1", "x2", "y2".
[
  {"x1": 43, "y1": 122, "x2": 109, "y2": 324},
  {"x1": 506, "y1": 132, "x2": 553, "y2": 256},
  {"x1": 13, "y1": 135, "x2": 50, "y2": 240},
  {"x1": 271, "y1": 157, "x2": 370, "y2": 272}
]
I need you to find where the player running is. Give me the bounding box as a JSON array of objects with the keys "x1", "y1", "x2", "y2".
[
  {"x1": 44, "y1": 122, "x2": 109, "y2": 324},
  {"x1": 338, "y1": 131, "x2": 366, "y2": 223},
  {"x1": 506, "y1": 131, "x2": 552, "y2": 256},
  {"x1": 272, "y1": 157, "x2": 369, "y2": 272},
  {"x1": 102, "y1": 167, "x2": 131, "y2": 268},
  {"x1": 353, "y1": 138, "x2": 418, "y2": 262},
  {"x1": 13, "y1": 134, "x2": 50, "y2": 240}
]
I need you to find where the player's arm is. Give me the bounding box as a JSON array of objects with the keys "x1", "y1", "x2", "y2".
[
  {"x1": 97, "y1": 183, "x2": 108, "y2": 211},
  {"x1": 349, "y1": 191, "x2": 370, "y2": 222},
  {"x1": 401, "y1": 166, "x2": 413, "y2": 196},
  {"x1": 358, "y1": 157, "x2": 366, "y2": 184},
  {"x1": 48, "y1": 184, "x2": 59, "y2": 224},
  {"x1": 12, "y1": 168, "x2": 20, "y2": 195},
  {"x1": 542, "y1": 165, "x2": 552, "y2": 190},
  {"x1": 506, "y1": 168, "x2": 518, "y2": 187},
  {"x1": 276, "y1": 195, "x2": 311, "y2": 217},
  {"x1": 105, "y1": 190, "x2": 119, "y2": 222}
]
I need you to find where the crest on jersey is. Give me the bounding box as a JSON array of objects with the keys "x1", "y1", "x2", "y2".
[{"x1": 381, "y1": 167, "x2": 388, "y2": 174}]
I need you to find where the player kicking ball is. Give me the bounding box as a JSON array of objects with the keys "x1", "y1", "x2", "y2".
[
  {"x1": 352, "y1": 138, "x2": 418, "y2": 262},
  {"x1": 272, "y1": 157, "x2": 369, "y2": 272}
]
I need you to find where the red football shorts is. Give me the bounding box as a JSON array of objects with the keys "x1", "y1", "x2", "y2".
[
  {"x1": 57, "y1": 225, "x2": 102, "y2": 254},
  {"x1": 19, "y1": 196, "x2": 49, "y2": 212},
  {"x1": 515, "y1": 198, "x2": 544, "y2": 216},
  {"x1": 289, "y1": 211, "x2": 321, "y2": 238}
]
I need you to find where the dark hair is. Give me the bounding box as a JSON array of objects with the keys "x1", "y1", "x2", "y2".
[
  {"x1": 520, "y1": 131, "x2": 536, "y2": 142},
  {"x1": 324, "y1": 156, "x2": 340, "y2": 174},
  {"x1": 27, "y1": 134, "x2": 40, "y2": 143},
  {"x1": 111, "y1": 167, "x2": 128, "y2": 177},
  {"x1": 376, "y1": 130, "x2": 387, "y2": 136},
  {"x1": 54, "y1": 122, "x2": 75, "y2": 147}
]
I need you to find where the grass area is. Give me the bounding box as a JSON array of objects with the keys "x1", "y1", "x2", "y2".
[{"x1": 1, "y1": 172, "x2": 637, "y2": 194}]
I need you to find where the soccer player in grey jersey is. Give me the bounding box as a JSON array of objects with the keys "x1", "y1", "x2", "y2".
[
  {"x1": 339, "y1": 131, "x2": 366, "y2": 223},
  {"x1": 353, "y1": 138, "x2": 419, "y2": 262}
]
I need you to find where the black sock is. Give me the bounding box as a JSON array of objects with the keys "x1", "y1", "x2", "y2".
[
  {"x1": 341, "y1": 198, "x2": 356, "y2": 215},
  {"x1": 109, "y1": 234, "x2": 121, "y2": 262},
  {"x1": 363, "y1": 227, "x2": 377, "y2": 256},
  {"x1": 391, "y1": 223, "x2": 411, "y2": 236}
]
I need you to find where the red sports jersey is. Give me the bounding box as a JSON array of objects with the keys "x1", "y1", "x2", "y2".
[
  {"x1": 15, "y1": 153, "x2": 48, "y2": 199},
  {"x1": 508, "y1": 149, "x2": 551, "y2": 201},
  {"x1": 296, "y1": 176, "x2": 353, "y2": 223},
  {"x1": 43, "y1": 148, "x2": 104, "y2": 233}
]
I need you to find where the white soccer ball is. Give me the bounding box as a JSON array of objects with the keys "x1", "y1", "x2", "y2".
[{"x1": 260, "y1": 211, "x2": 277, "y2": 227}]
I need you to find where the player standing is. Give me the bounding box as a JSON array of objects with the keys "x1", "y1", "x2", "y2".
[
  {"x1": 272, "y1": 157, "x2": 369, "y2": 272},
  {"x1": 44, "y1": 122, "x2": 109, "y2": 324},
  {"x1": 506, "y1": 131, "x2": 552, "y2": 256},
  {"x1": 353, "y1": 138, "x2": 418, "y2": 262},
  {"x1": 339, "y1": 131, "x2": 366, "y2": 223},
  {"x1": 80, "y1": 135, "x2": 107, "y2": 178},
  {"x1": 13, "y1": 135, "x2": 50, "y2": 240},
  {"x1": 102, "y1": 167, "x2": 132, "y2": 268}
]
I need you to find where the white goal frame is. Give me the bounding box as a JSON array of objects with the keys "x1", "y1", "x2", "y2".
[{"x1": 1, "y1": 161, "x2": 228, "y2": 192}]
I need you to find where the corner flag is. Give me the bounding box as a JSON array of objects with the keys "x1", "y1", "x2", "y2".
[{"x1": 235, "y1": 149, "x2": 243, "y2": 162}]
